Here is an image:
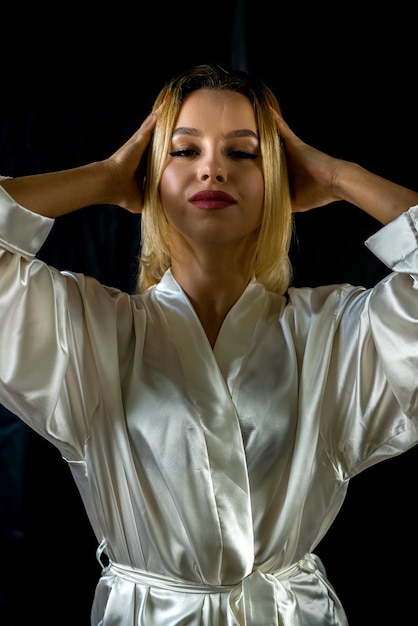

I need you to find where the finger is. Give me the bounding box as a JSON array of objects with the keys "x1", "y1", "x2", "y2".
[
  {"x1": 271, "y1": 112, "x2": 298, "y2": 144},
  {"x1": 139, "y1": 102, "x2": 164, "y2": 132},
  {"x1": 126, "y1": 104, "x2": 164, "y2": 149}
]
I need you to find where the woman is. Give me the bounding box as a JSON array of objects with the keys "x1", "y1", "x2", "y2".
[{"x1": 0, "y1": 62, "x2": 417, "y2": 625}]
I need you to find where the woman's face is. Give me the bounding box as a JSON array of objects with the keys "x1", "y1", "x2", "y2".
[{"x1": 159, "y1": 89, "x2": 264, "y2": 253}]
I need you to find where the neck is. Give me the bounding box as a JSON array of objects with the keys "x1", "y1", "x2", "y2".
[
  {"x1": 171, "y1": 262, "x2": 253, "y2": 348},
  {"x1": 168, "y1": 232, "x2": 257, "y2": 347}
]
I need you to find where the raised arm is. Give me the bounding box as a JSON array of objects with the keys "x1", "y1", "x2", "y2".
[
  {"x1": 273, "y1": 111, "x2": 418, "y2": 224},
  {"x1": 0, "y1": 107, "x2": 161, "y2": 218}
]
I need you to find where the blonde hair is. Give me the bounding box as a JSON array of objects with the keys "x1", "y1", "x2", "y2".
[{"x1": 137, "y1": 63, "x2": 293, "y2": 295}]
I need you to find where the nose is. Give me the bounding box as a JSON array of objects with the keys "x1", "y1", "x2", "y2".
[
  {"x1": 201, "y1": 172, "x2": 224, "y2": 182},
  {"x1": 198, "y1": 153, "x2": 226, "y2": 183}
]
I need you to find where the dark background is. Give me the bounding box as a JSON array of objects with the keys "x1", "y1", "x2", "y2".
[{"x1": 0, "y1": 2, "x2": 417, "y2": 624}]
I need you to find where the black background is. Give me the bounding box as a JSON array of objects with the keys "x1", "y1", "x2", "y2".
[{"x1": 0, "y1": 2, "x2": 417, "y2": 624}]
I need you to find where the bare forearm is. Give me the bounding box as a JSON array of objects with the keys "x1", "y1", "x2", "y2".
[
  {"x1": 335, "y1": 161, "x2": 418, "y2": 224},
  {"x1": 274, "y1": 111, "x2": 418, "y2": 223},
  {"x1": 0, "y1": 161, "x2": 115, "y2": 218}
]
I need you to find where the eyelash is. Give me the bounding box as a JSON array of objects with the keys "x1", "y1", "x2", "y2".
[{"x1": 169, "y1": 149, "x2": 258, "y2": 160}]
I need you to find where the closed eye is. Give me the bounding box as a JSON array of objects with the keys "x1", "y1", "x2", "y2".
[
  {"x1": 169, "y1": 149, "x2": 197, "y2": 157},
  {"x1": 229, "y1": 150, "x2": 259, "y2": 160}
]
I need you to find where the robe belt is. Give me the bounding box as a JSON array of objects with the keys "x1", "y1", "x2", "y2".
[{"x1": 97, "y1": 542, "x2": 320, "y2": 626}]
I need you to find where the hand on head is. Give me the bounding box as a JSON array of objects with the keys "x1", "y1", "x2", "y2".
[
  {"x1": 271, "y1": 108, "x2": 342, "y2": 212},
  {"x1": 106, "y1": 104, "x2": 164, "y2": 213}
]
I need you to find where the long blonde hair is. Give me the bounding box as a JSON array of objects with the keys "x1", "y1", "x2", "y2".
[{"x1": 138, "y1": 62, "x2": 293, "y2": 295}]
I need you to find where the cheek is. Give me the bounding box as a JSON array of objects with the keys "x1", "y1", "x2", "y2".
[{"x1": 159, "y1": 167, "x2": 181, "y2": 209}]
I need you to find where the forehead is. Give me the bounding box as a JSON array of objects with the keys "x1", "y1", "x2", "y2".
[{"x1": 175, "y1": 89, "x2": 257, "y2": 133}]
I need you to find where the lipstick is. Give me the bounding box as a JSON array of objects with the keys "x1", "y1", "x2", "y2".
[{"x1": 189, "y1": 190, "x2": 237, "y2": 210}]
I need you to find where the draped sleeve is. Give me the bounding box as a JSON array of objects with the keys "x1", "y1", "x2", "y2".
[
  {"x1": 0, "y1": 185, "x2": 137, "y2": 462},
  {"x1": 290, "y1": 204, "x2": 418, "y2": 480},
  {"x1": 365, "y1": 205, "x2": 418, "y2": 416}
]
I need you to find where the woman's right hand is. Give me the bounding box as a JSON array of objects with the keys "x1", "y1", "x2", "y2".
[
  {"x1": 0, "y1": 106, "x2": 162, "y2": 219},
  {"x1": 105, "y1": 104, "x2": 163, "y2": 213}
]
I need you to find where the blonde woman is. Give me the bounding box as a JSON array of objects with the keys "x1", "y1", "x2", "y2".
[{"x1": 1, "y1": 63, "x2": 418, "y2": 625}]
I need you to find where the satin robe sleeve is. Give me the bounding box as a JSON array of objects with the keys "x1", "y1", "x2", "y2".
[
  {"x1": 287, "y1": 204, "x2": 418, "y2": 481},
  {"x1": 365, "y1": 205, "x2": 418, "y2": 418},
  {"x1": 0, "y1": 183, "x2": 137, "y2": 462}
]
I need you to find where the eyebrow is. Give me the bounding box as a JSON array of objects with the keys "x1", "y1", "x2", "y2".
[{"x1": 172, "y1": 127, "x2": 259, "y2": 140}]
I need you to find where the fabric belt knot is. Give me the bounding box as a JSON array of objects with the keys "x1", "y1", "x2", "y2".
[
  {"x1": 229, "y1": 569, "x2": 289, "y2": 625},
  {"x1": 228, "y1": 556, "x2": 318, "y2": 626}
]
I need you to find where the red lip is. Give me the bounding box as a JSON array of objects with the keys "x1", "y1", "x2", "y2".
[{"x1": 189, "y1": 190, "x2": 237, "y2": 210}]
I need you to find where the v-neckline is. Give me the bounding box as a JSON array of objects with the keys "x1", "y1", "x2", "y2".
[{"x1": 154, "y1": 270, "x2": 267, "y2": 391}]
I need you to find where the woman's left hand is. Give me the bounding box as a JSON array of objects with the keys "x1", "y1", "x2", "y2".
[{"x1": 272, "y1": 109, "x2": 342, "y2": 213}]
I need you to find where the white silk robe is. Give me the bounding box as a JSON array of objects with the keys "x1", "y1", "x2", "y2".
[{"x1": 1, "y1": 182, "x2": 418, "y2": 625}]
